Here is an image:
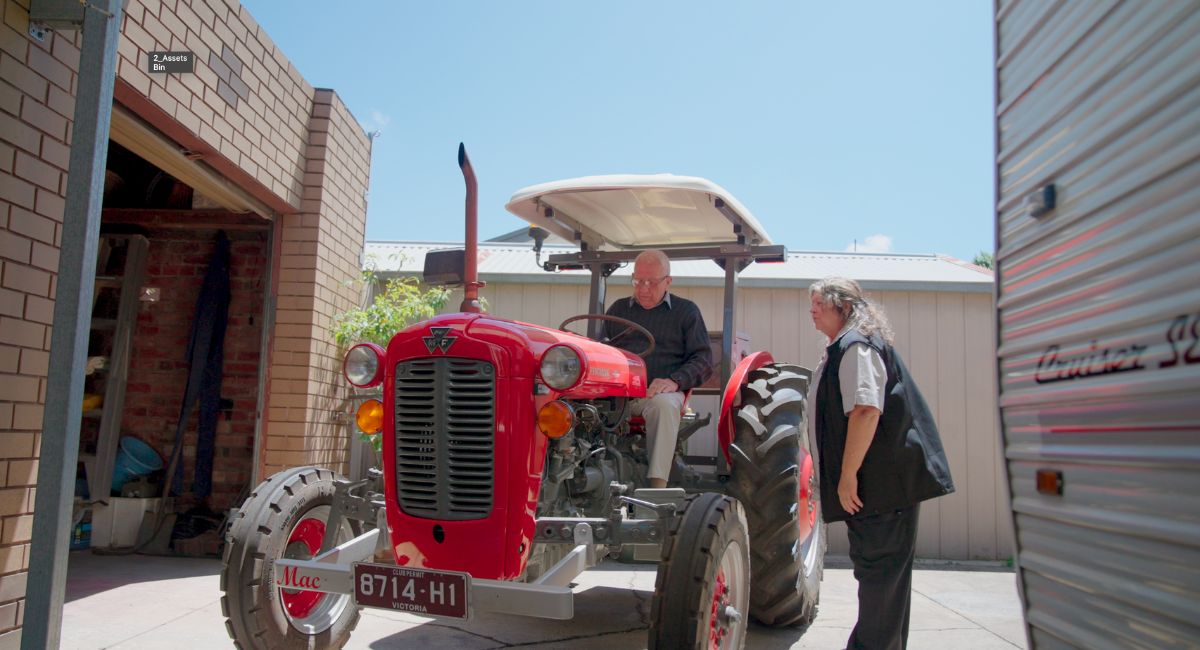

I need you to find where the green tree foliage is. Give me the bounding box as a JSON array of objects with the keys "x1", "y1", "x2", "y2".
[
  {"x1": 972, "y1": 251, "x2": 994, "y2": 269},
  {"x1": 332, "y1": 271, "x2": 451, "y2": 348},
  {"x1": 332, "y1": 264, "x2": 451, "y2": 451}
]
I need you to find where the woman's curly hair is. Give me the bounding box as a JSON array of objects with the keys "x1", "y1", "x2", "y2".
[{"x1": 809, "y1": 276, "x2": 895, "y2": 345}]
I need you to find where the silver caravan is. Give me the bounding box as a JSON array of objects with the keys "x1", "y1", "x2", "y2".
[{"x1": 994, "y1": 1, "x2": 1200, "y2": 648}]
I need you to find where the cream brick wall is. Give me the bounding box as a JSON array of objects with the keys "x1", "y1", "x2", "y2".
[
  {"x1": 0, "y1": 0, "x2": 372, "y2": 640},
  {"x1": 263, "y1": 89, "x2": 370, "y2": 477},
  {"x1": 115, "y1": 0, "x2": 312, "y2": 209},
  {"x1": 0, "y1": 0, "x2": 76, "y2": 640}
]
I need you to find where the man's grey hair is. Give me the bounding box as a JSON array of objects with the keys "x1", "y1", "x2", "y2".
[
  {"x1": 809, "y1": 276, "x2": 895, "y2": 345},
  {"x1": 635, "y1": 249, "x2": 671, "y2": 276}
]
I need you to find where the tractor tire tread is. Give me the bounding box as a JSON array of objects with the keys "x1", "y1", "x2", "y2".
[
  {"x1": 221, "y1": 466, "x2": 361, "y2": 649},
  {"x1": 649, "y1": 493, "x2": 750, "y2": 649},
  {"x1": 727, "y1": 364, "x2": 825, "y2": 629}
]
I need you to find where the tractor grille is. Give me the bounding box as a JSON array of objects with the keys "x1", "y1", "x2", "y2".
[{"x1": 393, "y1": 358, "x2": 495, "y2": 520}]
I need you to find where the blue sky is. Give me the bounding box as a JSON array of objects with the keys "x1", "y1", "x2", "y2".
[{"x1": 241, "y1": 2, "x2": 995, "y2": 261}]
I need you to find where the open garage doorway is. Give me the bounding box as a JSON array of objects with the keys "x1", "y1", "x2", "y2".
[{"x1": 72, "y1": 134, "x2": 273, "y2": 558}]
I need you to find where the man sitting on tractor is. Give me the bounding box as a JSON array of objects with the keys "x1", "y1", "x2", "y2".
[{"x1": 603, "y1": 250, "x2": 715, "y2": 489}]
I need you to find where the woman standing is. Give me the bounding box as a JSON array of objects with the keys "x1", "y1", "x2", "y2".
[{"x1": 808, "y1": 277, "x2": 955, "y2": 650}]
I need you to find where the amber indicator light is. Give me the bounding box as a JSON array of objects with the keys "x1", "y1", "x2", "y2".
[
  {"x1": 356, "y1": 399, "x2": 384, "y2": 434},
  {"x1": 537, "y1": 401, "x2": 574, "y2": 439},
  {"x1": 1036, "y1": 469, "x2": 1063, "y2": 495}
]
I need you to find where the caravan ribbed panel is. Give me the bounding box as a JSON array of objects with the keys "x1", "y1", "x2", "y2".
[{"x1": 996, "y1": 1, "x2": 1200, "y2": 648}]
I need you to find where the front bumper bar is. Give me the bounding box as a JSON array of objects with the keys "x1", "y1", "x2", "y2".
[
  {"x1": 273, "y1": 521, "x2": 600, "y2": 620},
  {"x1": 273, "y1": 487, "x2": 688, "y2": 621}
]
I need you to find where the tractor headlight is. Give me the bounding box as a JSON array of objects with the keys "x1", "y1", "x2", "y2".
[
  {"x1": 540, "y1": 345, "x2": 583, "y2": 390},
  {"x1": 343, "y1": 343, "x2": 384, "y2": 388}
]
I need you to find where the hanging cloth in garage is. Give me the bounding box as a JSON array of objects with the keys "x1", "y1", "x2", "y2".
[{"x1": 170, "y1": 230, "x2": 231, "y2": 500}]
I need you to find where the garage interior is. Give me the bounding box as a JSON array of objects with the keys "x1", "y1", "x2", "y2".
[{"x1": 73, "y1": 110, "x2": 273, "y2": 557}]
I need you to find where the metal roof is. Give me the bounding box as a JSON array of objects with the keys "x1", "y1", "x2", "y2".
[{"x1": 365, "y1": 241, "x2": 995, "y2": 294}]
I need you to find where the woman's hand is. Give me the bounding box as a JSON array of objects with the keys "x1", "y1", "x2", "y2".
[
  {"x1": 838, "y1": 473, "x2": 863, "y2": 515},
  {"x1": 840, "y1": 404, "x2": 880, "y2": 515}
]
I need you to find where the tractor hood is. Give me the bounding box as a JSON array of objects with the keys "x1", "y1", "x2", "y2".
[
  {"x1": 380, "y1": 312, "x2": 648, "y2": 581},
  {"x1": 388, "y1": 313, "x2": 648, "y2": 398},
  {"x1": 505, "y1": 174, "x2": 774, "y2": 251}
]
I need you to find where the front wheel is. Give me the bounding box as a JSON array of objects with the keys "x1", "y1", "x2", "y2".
[
  {"x1": 649, "y1": 493, "x2": 750, "y2": 649},
  {"x1": 221, "y1": 467, "x2": 361, "y2": 649}
]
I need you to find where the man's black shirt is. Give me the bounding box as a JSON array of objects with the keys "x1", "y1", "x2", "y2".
[{"x1": 603, "y1": 293, "x2": 714, "y2": 392}]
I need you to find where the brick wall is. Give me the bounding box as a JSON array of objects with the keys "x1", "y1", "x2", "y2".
[
  {"x1": 264, "y1": 90, "x2": 370, "y2": 476},
  {"x1": 107, "y1": 0, "x2": 371, "y2": 481},
  {"x1": 0, "y1": 0, "x2": 370, "y2": 643},
  {"x1": 113, "y1": 222, "x2": 267, "y2": 514},
  {"x1": 0, "y1": 0, "x2": 80, "y2": 640},
  {"x1": 116, "y1": 0, "x2": 312, "y2": 210}
]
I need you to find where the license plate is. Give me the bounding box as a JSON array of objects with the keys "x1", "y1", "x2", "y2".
[{"x1": 352, "y1": 562, "x2": 470, "y2": 619}]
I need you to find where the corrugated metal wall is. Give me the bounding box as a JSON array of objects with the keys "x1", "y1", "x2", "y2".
[
  {"x1": 996, "y1": 0, "x2": 1200, "y2": 647},
  {"x1": 469, "y1": 280, "x2": 1007, "y2": 561}
]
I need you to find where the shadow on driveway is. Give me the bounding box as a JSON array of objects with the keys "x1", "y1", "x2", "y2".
[{"x1": 65, "y1": 550, "x2": 221, "y2": 602}]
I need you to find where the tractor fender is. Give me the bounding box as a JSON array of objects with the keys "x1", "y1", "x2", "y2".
[{"x1": 717, "y1": 350, "x2": 775, "y2": 464}]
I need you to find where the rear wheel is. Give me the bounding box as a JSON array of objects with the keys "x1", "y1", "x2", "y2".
[
  {"x1": 221, "y1": 467, "x2": 361, "y2": 649},
  {"x1": 649, "y1": 492, "x2": 750, "y2": 649},
  {"x1": 727, "y1": 363, "x2": 825, "y2": 628}
]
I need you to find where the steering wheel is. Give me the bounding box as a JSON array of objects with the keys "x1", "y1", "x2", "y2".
[{"x1": 559, "y1": 314, "x2": 656, "y2": 359}]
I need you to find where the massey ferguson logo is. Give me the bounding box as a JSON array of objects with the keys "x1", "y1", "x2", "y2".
[{"x1": 423, "y1": 327, "x2": 458, "y2": 354}]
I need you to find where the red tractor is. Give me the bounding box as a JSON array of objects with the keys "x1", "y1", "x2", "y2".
[{"x1": 221, "y1": 146, "x2": 824, "y2": 649}]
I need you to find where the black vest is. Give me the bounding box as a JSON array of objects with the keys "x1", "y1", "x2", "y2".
[{"x1": 815, "y1": 330, "x2": 955, "y2": 522}]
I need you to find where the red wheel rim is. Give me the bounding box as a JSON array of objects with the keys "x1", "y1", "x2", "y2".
[
  {"x1": 709, "y1": 568, "x2": 729, "y2": 649},
  {"x1": 798, "y1": 450, "x2": 816, "y2": 540},
  {"x1": 280, "y1": 518, "x2": 326, "y2": 619}
]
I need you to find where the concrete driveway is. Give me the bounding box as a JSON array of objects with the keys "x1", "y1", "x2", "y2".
[{"x1": 61, "y1": 551, "x2": 1025, "y2": 649}]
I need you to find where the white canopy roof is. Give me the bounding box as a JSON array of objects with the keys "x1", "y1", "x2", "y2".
[{"x1": 505, "y1": 174, "x2": 773, "y2": 251}]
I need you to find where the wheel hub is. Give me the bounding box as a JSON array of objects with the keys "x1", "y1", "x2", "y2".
[
  {"x1": 708, "y1": 567, "x2": 744, "y2": 649},
  {"x1": 280, "y1": 518, "x2": 326, "y2": 620},
  {"x1": 807, "y1": 468, "x2": 818, "y2": 527},
  {"x1": 798, "y1": 452, "x2": 818, "y2": 534}
]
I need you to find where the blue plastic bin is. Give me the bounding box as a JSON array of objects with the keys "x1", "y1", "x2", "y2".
[{"x1": 111, "y1": 436, "x2": 163, "y2": 493}]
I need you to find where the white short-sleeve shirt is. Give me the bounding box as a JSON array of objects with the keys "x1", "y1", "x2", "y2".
[
  {"x1": 839, "y1": 342, "x2": 887, "y2": 414},
  {"x1": 806, "y1": 326, "x2": 889, "y2": 473},
  {"x1": 808, "y1": 326, "x2": 888, "y2": 424}
]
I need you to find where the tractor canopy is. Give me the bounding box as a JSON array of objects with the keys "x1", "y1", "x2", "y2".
[{"x1": 505, "y1": 174, "x2": 775, "y2": 251}]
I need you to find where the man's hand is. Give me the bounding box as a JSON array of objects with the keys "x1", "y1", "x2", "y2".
[
  {"x1": 838, "y1": 473, "x2": 863, "y2": 515},
  {"x1": 646, "y1": 377, "x2": 679, "y2": 398}
]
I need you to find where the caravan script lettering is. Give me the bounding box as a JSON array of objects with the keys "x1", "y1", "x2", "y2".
[{"x1": 1035, "y1": 312, "x2": 1200, "y2": 384}]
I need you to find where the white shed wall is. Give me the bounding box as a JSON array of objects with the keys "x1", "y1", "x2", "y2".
[{"x1": 447, "y1": 280, "x2": 1008, "y2": 561}]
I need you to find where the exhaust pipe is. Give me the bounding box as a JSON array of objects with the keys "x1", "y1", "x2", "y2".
[{"x1": 458, "y1": 143, "x2": 484, "y2": 313}]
